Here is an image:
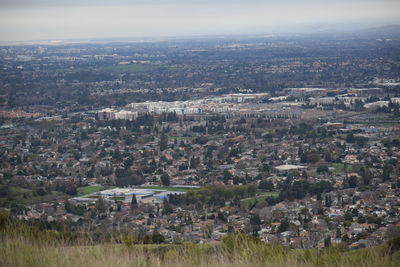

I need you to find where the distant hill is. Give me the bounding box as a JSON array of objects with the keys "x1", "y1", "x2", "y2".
[
  {"x1": 301, "y1": 24, "x2": 400, "y2": 40},
  {"x1": 357, "y1": 24, "x2": 400, "y2": 38}
]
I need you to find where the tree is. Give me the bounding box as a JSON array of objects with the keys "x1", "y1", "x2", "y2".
[
  {"x1": 151, "y1": 232, "x2": 165, "y2": 244},
  {"x1": 348, "y1": 176, "x2": 358, "y2": 188},
  {"x1": 250, "y1": 214, "x2": 261, "y2": 225},
  {"x1": 336, "y1": 228, "x2": 342, "y2": 238},
  {"x1": 131, "y1": 194, "x2": 138, "y2": 209},
  {"x1": 190, "y1": 156, "x2": 200, "y2": 169},
  {"x1": 359, "y1": 167, "x2": 371, "y2": 185},
  {"x1": 382, "y1": 163, "x2": 393, "y2": 181},
  {"x1": 65, "y1": 185, "x2": 77, "y2": 195},
  {"x1": 95, "y1": 196, "x2": 107, "y2": 213},
  {"x1": 124, "y1": 156, "x2": 134, "y2": 169},
  {"x1": 324, "y1": 152, "x2": 332, "y2": 162},
  {"x1": 278, "y1": 218, "x2": 289, "y2": 233},
  {"x1": 317, "y1": 165, "x2": 329, "y2": 174},
  {"x1": 346, "y1": 133, "x2": 355, "y2": 143},
  {"x1": 0, "y1": 185, "x2": 10, "y2": 197},
  {"x1": 344, "y1": 210, "x2": 353, "y2": 222},
  {"x1": 265, "y1": 196, "x2": 279, "y2": 206},
  {"x1": 161, "y1": 172, "x2": 170, "y2": 186},
  {"x1": 357, "y1": 214, "x2": 366, "y2": 224},
  {"x1": 259, "y1": 179, "x2": 274, "y2": 191},
  {"x1": 159, "y1": 133, "x2": 168, "y2": 151},
  {"x1": 324, "y1": 236, "x2": 332, "y2": 247},
  {"x1": 231, "y1": 196, "x2": 241, "y2": 207},
  {"x1": 307, "y1": 152, "x2": 321, "y2": 164},
  {"x1": 65, "y1": 198, "x2": 72, "y2": 213},
  {"x1": 162, "y1": 202, "x2": 174, "y2": 215},
  {"x1": 354, "y1": 99, "x2": 364, "y2": 110},
  {"x1": 36, "y1": 188, "x2": 47, "y2": 196},
  {"x1": 300, "y1": 153, "x2": 308, "y2": 163},
  {"x1": 112, "y1": 149, "x2": 122, "y2": 162},
  {"x1": 87, "y1": 166, "x2": 95, "y2": 178},
  {"x1": 260, "y1": 163, "x2": 270, "y2": 172},
  {"x1": 216, "y1": 210, "x2": 227, "y2": 222},
  {"x1": 115, "y1": 169, "x2": 145, "y2": 186},
  {"x1": 325, "y1": 195, "x2": 332, "y2": 207},
  {"x1": 223, "y1": 169, "x2": 233, "y2": 182}
]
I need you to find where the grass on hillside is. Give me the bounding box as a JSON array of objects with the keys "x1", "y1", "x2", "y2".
[
  {"x1": 0, "y1": 185, "x2": 66, "y2": 207},
  {"x1": 240, "y1": 191, "x2": 279, "y2": 206},
  {"x1": 76, "y1": 185, "x2": 113, "y2": 196},
  {"x1": 1, "y1": 229, "x2": 400, "y2": 267}
]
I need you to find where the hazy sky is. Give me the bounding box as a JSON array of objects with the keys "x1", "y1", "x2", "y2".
[{"x1": 0, "y1": 0, "x2": 399, "y2": 42}]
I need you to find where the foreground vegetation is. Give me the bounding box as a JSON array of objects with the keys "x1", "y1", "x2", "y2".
[{"x1": 1, "y1": 210, "x2": 400, "y2": 267}]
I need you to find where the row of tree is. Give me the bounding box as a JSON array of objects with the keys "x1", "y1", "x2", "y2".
[{"x1": 168, "y1": 184, "x2": 257, "y2": 207}]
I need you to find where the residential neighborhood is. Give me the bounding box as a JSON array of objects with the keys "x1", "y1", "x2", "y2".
[{"x1": 1, "y1": 88, "x2": 399, "y2": 249}]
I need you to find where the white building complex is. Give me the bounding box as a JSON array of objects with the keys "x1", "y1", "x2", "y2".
[
  {"x1": 98, "y1": 108, "x2": 138, "y2": 121},
  {"x1": 97, "y1": 93, "x2": 272, "y2": 119}
]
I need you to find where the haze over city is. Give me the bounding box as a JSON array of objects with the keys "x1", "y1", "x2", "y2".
[{"x1": 1, "y1": 0, "x2": 400, "y2": 42}]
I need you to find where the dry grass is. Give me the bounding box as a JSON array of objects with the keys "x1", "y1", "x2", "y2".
[
  {"x1": 1, "y1": 211, "x2": 400, "y2": 267},
  {"x1": 1, "y1": 233, "x2": 400, "y2": 267}
]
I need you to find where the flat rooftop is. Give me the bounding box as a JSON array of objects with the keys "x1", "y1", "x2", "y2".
[{"x1": 275, "y1": 164, "x2": 306, "y2": 171}]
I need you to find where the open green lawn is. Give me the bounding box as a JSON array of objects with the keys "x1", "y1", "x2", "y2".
[
  {"x1": 332, "y1": 163, "x2": 353, "y2": 173},
  {"x1": 77, "y1": 186, "x2": 113, "y2": 196},
  {"x1": 0, "y1": 185, "x2": 66, "y2": 207},
  {"x1": 241, "y1": 191, "x2": 279, "y2": 206},
  {"x1": 140, "y1": 186, "x2": 194, "y2": 192}
]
